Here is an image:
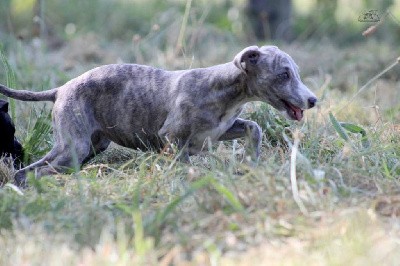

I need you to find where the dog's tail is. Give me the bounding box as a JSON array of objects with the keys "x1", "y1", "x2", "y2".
[{"x1": 0, "y1": 84, "x2": 57, "y2": 102}]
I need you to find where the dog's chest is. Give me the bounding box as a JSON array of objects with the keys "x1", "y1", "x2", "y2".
[{"x1": 195, "y1": 107, "x2": 242, "y2": 142}]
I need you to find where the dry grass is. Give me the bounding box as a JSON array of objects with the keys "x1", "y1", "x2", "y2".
[
  {"x1": 0, "y1": 157, "x2": 16, "y2": 186},
  {"x1": 1, "y1": 14, "x2": 400, "y2": 265}
]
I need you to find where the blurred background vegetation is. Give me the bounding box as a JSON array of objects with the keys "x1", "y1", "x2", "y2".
[
  {"x1": 0, "y1": 0, "x2": 398, "y2": 91},
  {"x1": 0, "y1": 0, "x2": 400, "y2": 43},
  {"x1": 1, "y1": 2, "x2": 400, "y2": 263},
  {"x1": 1, "y1": 0, "x2": 399, "y2": 49}
]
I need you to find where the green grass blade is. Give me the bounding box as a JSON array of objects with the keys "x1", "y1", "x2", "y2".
[
  {"x1": 339, "y1": 123, "x2": 366, "y2": 135},
  {"x1": 340, "y1": 122, "x2": 370, "y2": 148},
  {"x1": 132, "y1": 210, "x2": 154, "y2": 256},
  {"x1": 0, "y1": 46, "x2": 17, "y2": 121},
  {"x1": 155, "y1": 176, "x2": 213, "y2": 225},
  {"x1": 329, "y1": 112, "x2": 349, "y2": 141},
  {"x1": 23, "y1": 107, "x2": 53, "y2": 163},
  {"x1": 209, "y1": 178, "x2": 244, "y2": 211}
]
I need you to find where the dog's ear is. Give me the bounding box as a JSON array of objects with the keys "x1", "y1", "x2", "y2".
[
  {"x1": 233, "y1": 46, "x2": 260, "y2": 74},
  {"x1": 0, "y1": 100, "x2": 9, "y2": 112}
]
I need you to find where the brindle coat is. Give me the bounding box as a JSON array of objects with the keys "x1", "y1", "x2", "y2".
[{"x1": 0, "y1": 45, "x2": 317, "y2": 186}]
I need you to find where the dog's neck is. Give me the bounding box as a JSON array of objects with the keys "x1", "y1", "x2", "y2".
[
  {"x1": 189, "y1": 63, "x2": 257, "y2": 117},
  {"x1": 209, "y1": 62, "x2": 260, "y2": 102}
]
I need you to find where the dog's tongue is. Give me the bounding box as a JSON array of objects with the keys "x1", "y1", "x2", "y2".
[
  {"x1": 293, "y1": 107, "x2": 303, "y2": 121},
  {"x1": 283, "y1": 100, "x2": 305, "y2": 121},
  {"x1": 287, "y1": 103, "x2": 303, "y2": 121}
]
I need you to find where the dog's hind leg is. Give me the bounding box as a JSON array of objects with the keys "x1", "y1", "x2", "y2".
[
  {"x1": 218, "y1": 118, "x2": 262, "y2": 163},
  {"x1": 14, "y1": 145, "x2": 62, "y2": 186},
  {"x1": 15, "y1": 107, "x2": 97, "y2": 186},
  {"x1": 82, "y1": 131, "x2": 111, "y2": 164},
  {"x1": 15, "y1": 136, "x2": 92, "y2": 183},
  {"x1": 37, "y1": 102, "x2": 98, "y2": 174},
  {"x1": 19, "y1": 146, "x2": 61, "y2": 171}
]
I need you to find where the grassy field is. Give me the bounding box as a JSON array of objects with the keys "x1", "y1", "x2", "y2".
[{"x1": 1, "y1": 2, "x2": 400, "y2": 265}]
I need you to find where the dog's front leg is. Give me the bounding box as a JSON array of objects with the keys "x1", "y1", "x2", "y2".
[
  {"x1": 158, "y1": 128, "x2": 191, "y2": 162},
  {"x1": 218, "y1": 118, "x2": 262, "y2": 163},
  {"x1": 162, "y1": 138, "x2": 191, "y2": 162}
]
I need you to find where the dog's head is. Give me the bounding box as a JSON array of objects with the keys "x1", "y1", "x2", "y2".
[{"x1": 234, "y1": 45, "x2": 317, "y2": 121}]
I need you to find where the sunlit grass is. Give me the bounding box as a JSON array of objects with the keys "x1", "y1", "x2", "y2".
[{"x1": 0, "y1": 2, "x2": 400, "y2": 263}]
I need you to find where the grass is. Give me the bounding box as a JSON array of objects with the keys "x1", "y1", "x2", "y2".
[{"x1": 1, "y1": 5, "x2": 400, "y2": 264}]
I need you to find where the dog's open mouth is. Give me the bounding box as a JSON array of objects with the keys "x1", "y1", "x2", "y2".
[{"x1": 282, "y1": 100, "x2": 303, "y2": 121}]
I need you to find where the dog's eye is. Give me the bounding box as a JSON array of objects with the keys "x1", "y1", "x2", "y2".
[{"x1": 277, "y1": 72, "x2": 289, "y2": 80}]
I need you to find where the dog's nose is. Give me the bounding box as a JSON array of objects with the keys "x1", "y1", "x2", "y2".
[{"x1": 308, "y1": 97, "x2": 317, "y2": 108}]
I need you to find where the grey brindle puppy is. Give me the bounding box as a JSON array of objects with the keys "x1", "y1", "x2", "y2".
[{"x1": 0, "y1": 45, "x2": 317, "y2": 185}]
